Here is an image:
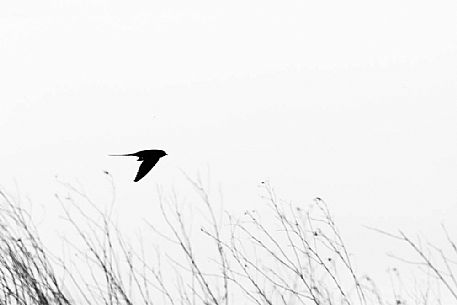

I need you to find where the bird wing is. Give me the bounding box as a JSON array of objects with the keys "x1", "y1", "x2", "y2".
[{"x1": 134, "y1": 158, "x2": 159, "y2": 182}]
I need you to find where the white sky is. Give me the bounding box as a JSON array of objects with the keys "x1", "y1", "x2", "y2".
[{"x1": 1, "y1": 0, "x2": 457, "y2": 294}]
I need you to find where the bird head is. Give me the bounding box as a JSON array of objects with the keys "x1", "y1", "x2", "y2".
[{"x1": 159, "y1": 150, "x2": 168, "y2": 158}]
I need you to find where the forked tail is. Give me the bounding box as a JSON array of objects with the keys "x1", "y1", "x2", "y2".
[{"x1": 108, "y1": 153, "x2": 135, "y2": 157}]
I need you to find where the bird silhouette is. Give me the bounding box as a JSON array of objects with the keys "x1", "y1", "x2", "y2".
[{"x1": 110, "y1": 149, "x2": 167, "y2": 182}]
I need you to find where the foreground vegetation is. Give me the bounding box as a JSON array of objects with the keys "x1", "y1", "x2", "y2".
[{"x1": 0, "y1": 177, "x2": 455, "y2": 304}]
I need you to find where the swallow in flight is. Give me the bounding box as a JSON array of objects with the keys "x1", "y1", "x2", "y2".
[{"x1": 110, "y1": 149, "x2": 167, "y2": 182}]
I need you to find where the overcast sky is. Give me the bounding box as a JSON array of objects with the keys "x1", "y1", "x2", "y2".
[{"x1": 1, "y1": 0, "x2": 456, "y2": 287}]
